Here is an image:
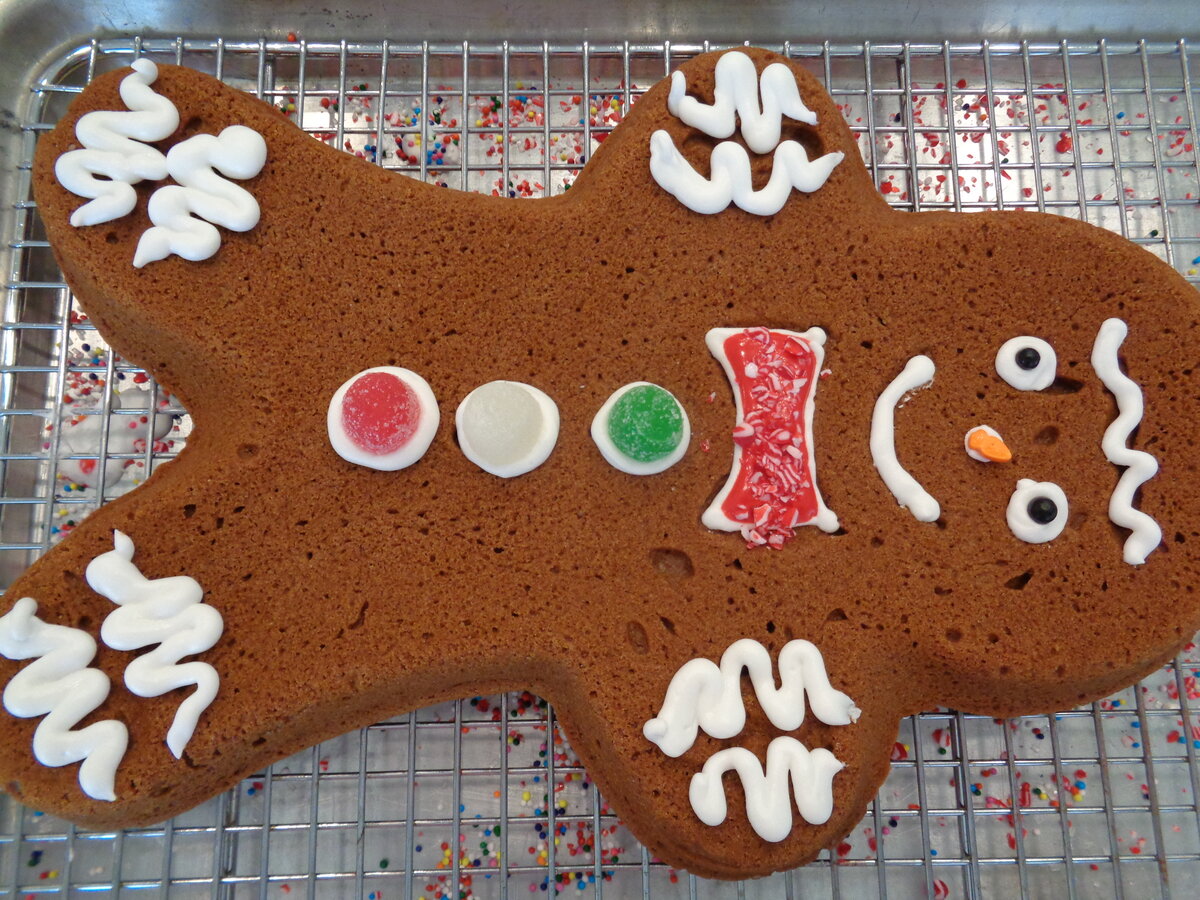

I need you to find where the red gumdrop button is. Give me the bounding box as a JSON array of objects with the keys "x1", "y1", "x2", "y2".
[{"x1": 341, "y1": 371, "x2": 420, "y2": 454}]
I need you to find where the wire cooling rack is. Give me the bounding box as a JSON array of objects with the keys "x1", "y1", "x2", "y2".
[{"x1": 2, "y1": 35, "x2": 1200, "y2": 900}]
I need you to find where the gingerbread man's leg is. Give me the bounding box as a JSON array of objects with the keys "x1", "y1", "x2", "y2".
[{"x1": 544, "y1": 618, "x2": 917, "y2": 879}]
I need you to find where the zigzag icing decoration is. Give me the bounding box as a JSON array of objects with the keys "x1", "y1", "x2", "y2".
[
  {"x1": 87, "y1": 530, "x2": 223, "y2": 758},
  {"x1": 0, "y1": 597, "x2": 128, "y2": 801},
  {"x1": 667, "y1": 50, "x2": 818, "y2": 154},
  {"x1": 54, "y1": 59, "x2": 178, "y2": 227},
  {"x1": 1091, "y1": 318, "x2": 1163, "y2": 565},
  {"x1": 642, "y1": 638, "x2": 860, "y2": 758},
  {"x1": 689, "y1": 736, "x2": 845, "y2": 841},
  {"x1": 651, "y1": 50, "x2": 844, "y2": 215},
  {"x1": 649, "y1": 130, "x2": 844, "y2": 216},
  {"x1": 134, "y1": 125, "x2": 267, "y2": 267}
]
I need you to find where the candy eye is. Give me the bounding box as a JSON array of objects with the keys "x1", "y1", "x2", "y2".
[
  {"x1": 996, "y1": 336, "x2": 1056, "y2": 391},
  {"x1": 1006, "y1": 478, "x2": 1068, "y2": 543}
]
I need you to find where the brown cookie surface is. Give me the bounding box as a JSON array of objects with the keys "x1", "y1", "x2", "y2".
[{"x1": 3, "y1": 47, "x2": 1199, "y2": 879}]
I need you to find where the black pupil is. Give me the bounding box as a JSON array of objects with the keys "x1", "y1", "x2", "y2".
[
  {"x1": 1027, "y1": 497, "x2": 1058, "y2": 525},
  {"x1": 1015, "y1": 347, "x2": 1041, "y2": 370}
]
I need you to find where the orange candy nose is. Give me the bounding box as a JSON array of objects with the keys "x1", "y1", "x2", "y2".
[{"x1": 965, "y1": 426, "x2": 1013, "y2": 463}]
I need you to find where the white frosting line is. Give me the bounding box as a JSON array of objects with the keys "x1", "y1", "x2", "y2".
[
  {"x1": 667, "y1": 51, "x2": 818, "y2": 154},
  {"x1": 88, "y1": 530, "x2": 223, "y2": 758},
  {"x1": 54, "y1": 59, "x2": 178, "y2": 227},
  {"x1": 649, "y1": 130, "x2": 844, "y2": 216},
  {"x1": 327, "y1": 366, "x2": 440, "y2": 471},
  {"x1": 134, "y1": 125, "x2": 267, "y2": 267},
  {"x1": 870, "y1": 355, "x2": 941, "y2": 523},
  {"x1": 0, "y1": 596, "x2": 128, "y2": 801},
  {"x1": 456, "y1": 381, "x2": 560, "y2": 478},
  {"x1": 1090, "y1": 318, "x2": 1162, "y2": 565},
  {"x1": 689, "y1": 736, "x2": 845, "y2": 840},
  {"x1": 642, "y1": 638, "x2": 859, "y2": 758}
]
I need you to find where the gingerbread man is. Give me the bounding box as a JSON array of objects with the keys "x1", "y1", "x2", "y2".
[{"x1": 1, "y1": 48, "x2": 1198, "y2": 880}]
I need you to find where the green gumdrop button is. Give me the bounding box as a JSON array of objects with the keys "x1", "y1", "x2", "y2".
[{"x1": 607, "y1": 384, "x2": 684, "y2": 463}]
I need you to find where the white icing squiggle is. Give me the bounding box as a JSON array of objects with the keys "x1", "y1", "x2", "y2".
[
  {"x1": 642, "y1": 638, "x2": 859, "y2": 758},
  {"x1": 649, "y1": 130, "x2": 844, "y2": 216},
  {"x1": 1090, "y1": 318, "x2": 1162, "y2": 565},
  {"x1": 54, "y1": 59, "x2": 178, "y2": 227},
  {"x1": 689, "y1": 736, "x2": 845, "y2": 841},
  {"x1": 87, "y1": 530, "x2": 223, "y2": 757},
  {"x1": 667, "y1": 51, "x2": 818, "y2": 154},
  {"x1": 134, "y1": 125, "x2": 267, "y2": 267},
  {"x1": 0, "y1": 597, "x2": 128, "y2": 801},
  {"x1": 870, "y1": 355, "x2": 940, "y2": 523}
]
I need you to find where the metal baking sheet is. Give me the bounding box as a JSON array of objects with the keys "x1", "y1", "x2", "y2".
[{"x1": 1, "y1": 31, "x2": 1199, "y2": 900}]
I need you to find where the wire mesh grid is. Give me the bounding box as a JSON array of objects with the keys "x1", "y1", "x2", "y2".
[{"x1": 1, "y1": 34, "x2": 1199, "y2": 899}]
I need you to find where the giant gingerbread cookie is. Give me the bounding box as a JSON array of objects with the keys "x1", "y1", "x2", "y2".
[{"x1": 3, "y1": 47, "x2": 1199, "y2": 880}]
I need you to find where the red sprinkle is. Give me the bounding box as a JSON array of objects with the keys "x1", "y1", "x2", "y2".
[{"x1": 341, "y1": 372, "x2": 419, "y2": 455}]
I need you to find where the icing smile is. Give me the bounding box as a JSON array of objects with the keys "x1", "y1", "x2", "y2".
[
  {"x1": 870, "y1": 354, "x2": 939, "y2": 523},
  {"x1": 869, "y1": 319, "x2": 1162, "y2": 565}
]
